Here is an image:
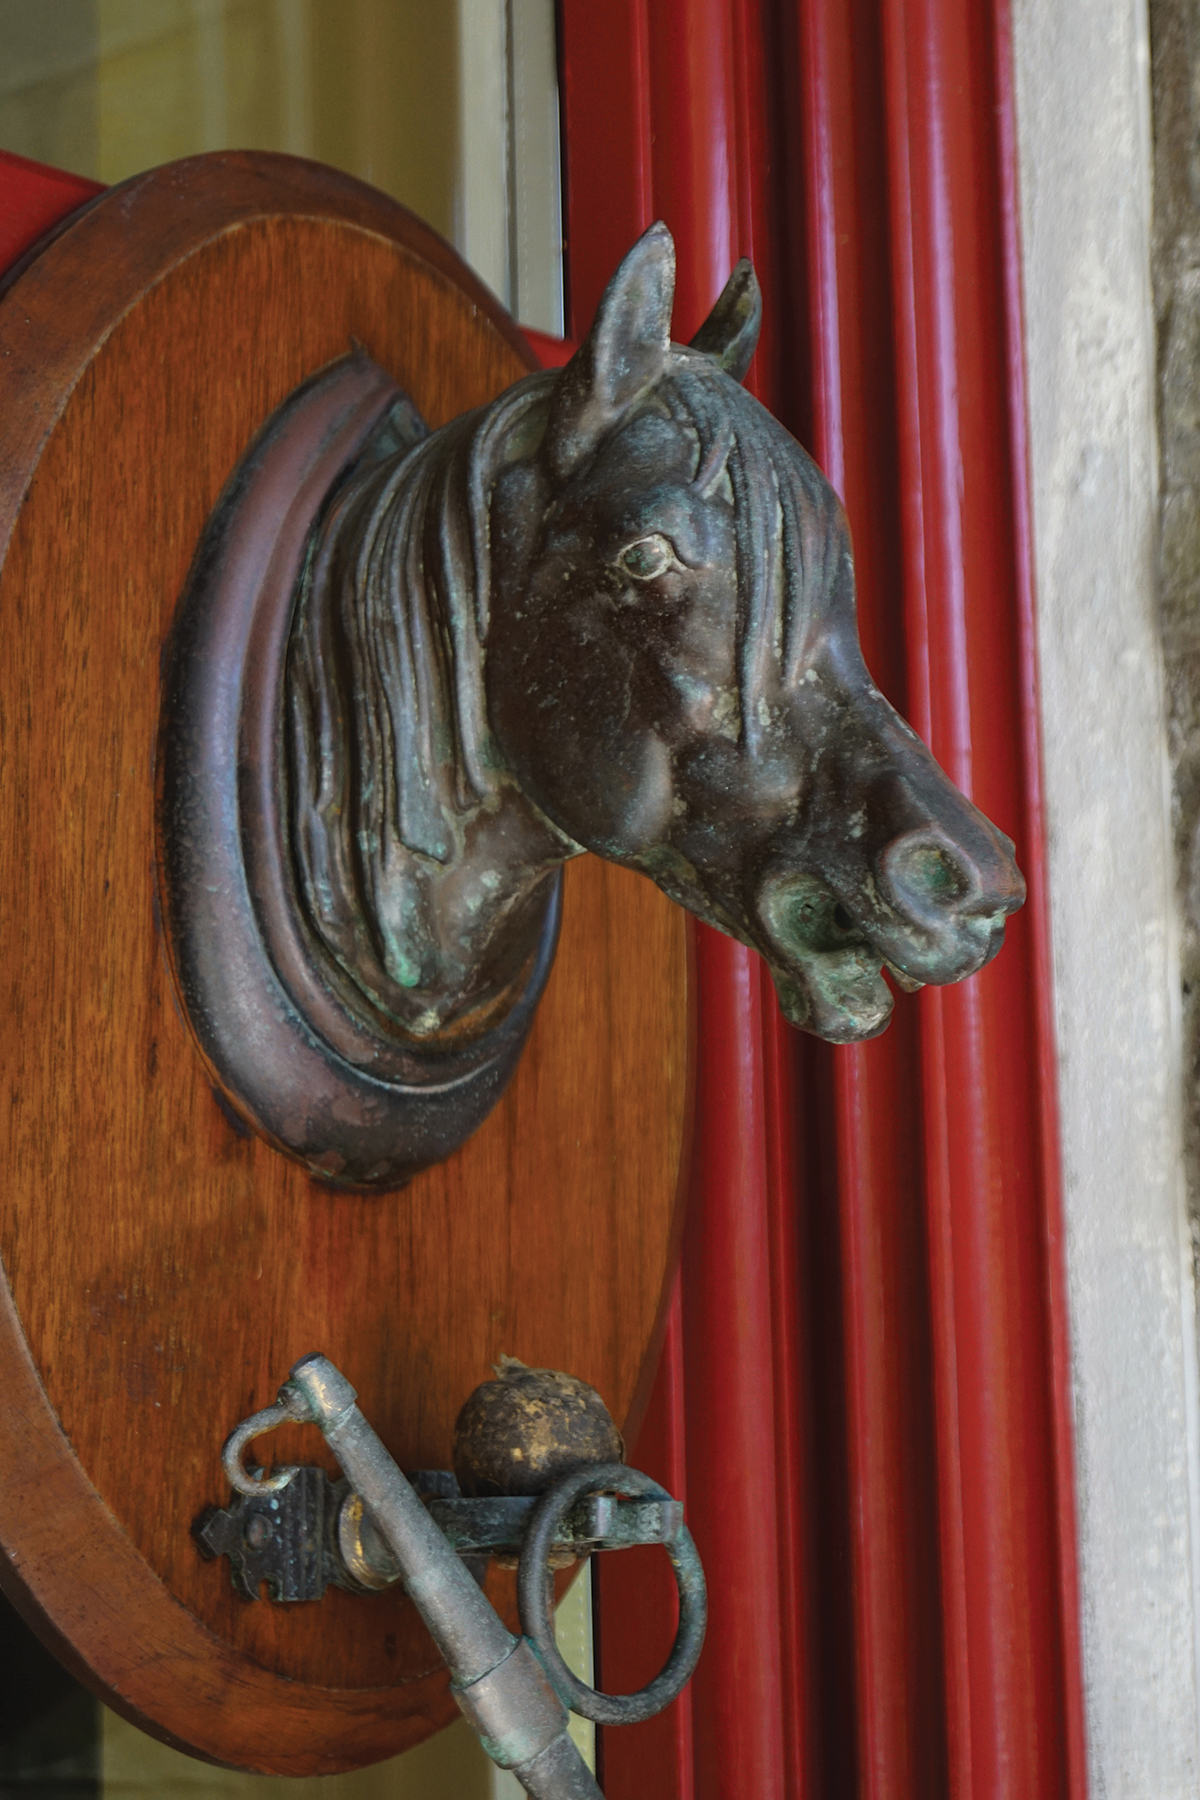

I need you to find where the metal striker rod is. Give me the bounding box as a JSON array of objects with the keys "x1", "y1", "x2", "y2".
[
  {"x1": 284, "y1": 1355, "x2": 510, "y2": 1680},
  {"x1": 282, "y1": 1354, "x2": 603, "y2": 1799}
]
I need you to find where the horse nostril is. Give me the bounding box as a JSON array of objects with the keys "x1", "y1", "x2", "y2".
[
  {"x1": 833, "y1": 903, "x2": 854, "y2": 932},
  {"x1": 881, "y1": 833, "x2": 975, "y2": 917},
  {"x1": 904, "y1": 844, "x2": 967, "y2": 904}
]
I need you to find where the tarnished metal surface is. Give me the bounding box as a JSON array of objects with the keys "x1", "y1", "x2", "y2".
[
  {"x1": 283, "y1": 1355, "x2": 515, "y2": 1682},
  {"x1": 219, "y1": 1390, "x2": 311, "y2": 1496},
  {"x1": 199, "y1": 1462, "x2": 680, "y2": 1599},
  {"x1": 278, "y1": 1355, "x2": 601, "y2": 1795},
  {"x1": 428, "y1": 1489, "x2": 682, "y2": 1557},
  {"x1": 453, "y1": 1358, "x2": 624, "y2": 1498},
  {"x1": 454, "y1": 1637, "x2": 571, "y2": 1770},
  {"x1": 201, "y1": 1447, "x2": 680, "y2": 1605},
  {"x1": 335, "y1": 1488, "x2": 403, "y2": 1591},
  {"x1": 161, "y1": 221, "x2": 1025, "y2": 1185},
  {"x1": 517, "y1": 1462, "x2": 707, "y2": 1727},
  {"x1": 290, "y1": 223, "x2": 1025, "y2": 1058},
  {"x1": 507, "y1": 1733, "x2": 609, "y2": 1800},
  {"x1": 196, "y1": 1467, "x2": 354, "y2": 1603},
  {"x1": 210, "y1": 1356, "x2": 714, "y2": 1794},
  {"x1": 156, "y1": 358, "x2": 563, "y2": 1188}
]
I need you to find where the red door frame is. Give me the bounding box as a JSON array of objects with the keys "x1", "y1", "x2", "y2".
[{"x1": 559, "y1": 4, "x2": 1087, "y2": 1798}]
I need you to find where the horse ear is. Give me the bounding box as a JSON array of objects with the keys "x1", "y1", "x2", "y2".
[
  {"x1": 545, "y1": 222, "x2": 675, "y2": 480},
  {"x1": 689, "y1": 258, "x2": 762, "y2": 382}
]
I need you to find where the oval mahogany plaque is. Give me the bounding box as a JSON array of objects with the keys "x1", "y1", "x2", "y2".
[{"x1": 0, "y1": 154, "x2": 688, "y2": 1775}]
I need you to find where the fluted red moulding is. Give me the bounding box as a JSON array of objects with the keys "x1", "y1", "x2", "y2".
[{"x1": 559, "y1": 3, "x2": 1087, "y2": 1798}]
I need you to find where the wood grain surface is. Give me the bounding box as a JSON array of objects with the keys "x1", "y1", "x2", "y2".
[{"x1": 0, "y1": 155, "x2": 688, "y2": 1774}]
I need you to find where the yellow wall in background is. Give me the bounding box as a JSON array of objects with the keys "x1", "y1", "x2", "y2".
[
  {"x1": 308, "y1": 0, "x2": 458, "y2": 242},
  {"x1": 0, "y1": 0, "x2": 562, "y2": 328},
  {"x1": 95, "y1": 0, "x2": 459, "y2": 243},
  {"x1": 0, "y1": 0, "x2": 98, "y2": 173},
  {"x1": 0, "y1": 1, "x2": 459, "y2": 245},
  {"x1": 102, "y1": 1709, "x2": 491, "y2": 1800}
]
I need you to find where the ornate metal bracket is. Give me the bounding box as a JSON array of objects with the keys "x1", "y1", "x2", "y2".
[
  {"x1": 157, "y1": 223, "x2": 1025, "y2": 1187},
  {"x1": 204, "y1": 1356, "x2": 707, "y2": 1796},
  {"x1": 196, "y1": 1464, "x2": 681, "y2": 1604},
  {"x1": 196, "y1": 1466, "x2": 367, "y2": 1604}
]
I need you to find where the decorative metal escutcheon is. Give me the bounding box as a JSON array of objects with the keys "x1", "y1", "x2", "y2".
[
  {"x1": 197, "y1": 1467, "x2": 356, "y2": 1604},
  {"x1": 196, "y1": 1464, "x2": 682, "y2": 1603},
  {"x1": 203, "y1": 1355, "x2": 707, "y2": 1796}
]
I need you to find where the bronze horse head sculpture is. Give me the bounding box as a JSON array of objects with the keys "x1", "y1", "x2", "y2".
[{"x1": 160, "y1": 223, "x2": 1024, "y2": 1184}]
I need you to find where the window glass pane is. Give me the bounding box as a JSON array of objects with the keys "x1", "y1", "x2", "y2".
[{"x1": 0, "y1": 0, "x2": 563, "y2": 328}]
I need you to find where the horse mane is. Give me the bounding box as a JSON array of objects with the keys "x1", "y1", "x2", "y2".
[
  {"x1": 284, "y1": 350, "x2": 843, "y2": 1011},
  {"x1": 663, "y1": 351, "x2": 853, "y2": 752},
  {"x1": 285, "y1": 369, "x2": 557, "y2": 1004}
]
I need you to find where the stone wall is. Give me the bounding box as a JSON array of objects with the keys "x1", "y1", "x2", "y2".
[
  {"x1": 1154, "y1": 0, "x2": 1200, "y2": 1244},
  {"x1": 1014, "y1": 0, "x2": 1200, "y2": 1786}
]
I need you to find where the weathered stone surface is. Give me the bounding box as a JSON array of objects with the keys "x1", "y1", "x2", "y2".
[{"x1": 1154, "y1": 0, "x2": 1200, "y2": 1221}]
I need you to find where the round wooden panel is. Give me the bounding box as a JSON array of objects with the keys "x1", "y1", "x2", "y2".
[{"x1": 0, "y1": 155, "x2": 688, "y2": 1774}]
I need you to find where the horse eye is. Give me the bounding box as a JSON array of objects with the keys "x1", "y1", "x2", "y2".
[{"x1": 618, "y1": 534, "x2": 675, "y2": 580}]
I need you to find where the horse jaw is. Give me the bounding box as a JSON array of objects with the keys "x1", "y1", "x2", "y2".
[
  {"x1": 756, "y1": 868, "x2": 896, "y2": 1041},
  {"x1": 628, "y1": 845, "x2": 897, "y2": 1043},
  {"x1": 767, "y1": 952, "x2": 894, "y2": 1043}
]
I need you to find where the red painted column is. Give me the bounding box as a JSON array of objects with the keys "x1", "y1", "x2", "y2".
[
  {"x1": 876, "y1": 3, "x2": 1086, "y2": 1793},
  {"x1": 783, "y1": 7, "x2": 951, "y2": 1794},
  {"x1": 760, "y1": 979, "x2": 820, "y2": 1800},
  {"x1": 562, "y1": 5, "x2": 802, "y2": 1793},
  {"x1": 559, "y1": 0, "x2": 653, "y2": 340},
  {"x1": 681, "y1": 933, "x2": 786, "y2": 1799},
  {"x1": 562, "y1": 1, "x2": 1085, "y2": 1797},
  {"x1": 643, "y1": 0, "x2": 737, "y2": 337}
]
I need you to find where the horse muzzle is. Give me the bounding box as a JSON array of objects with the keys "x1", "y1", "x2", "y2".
[
  {"x1": 868, "y1": 819, "x2": 1026, "y2": 985},
  {"x1": 752, "y1": 803, "x2": 1025, "y2": 1044}
]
